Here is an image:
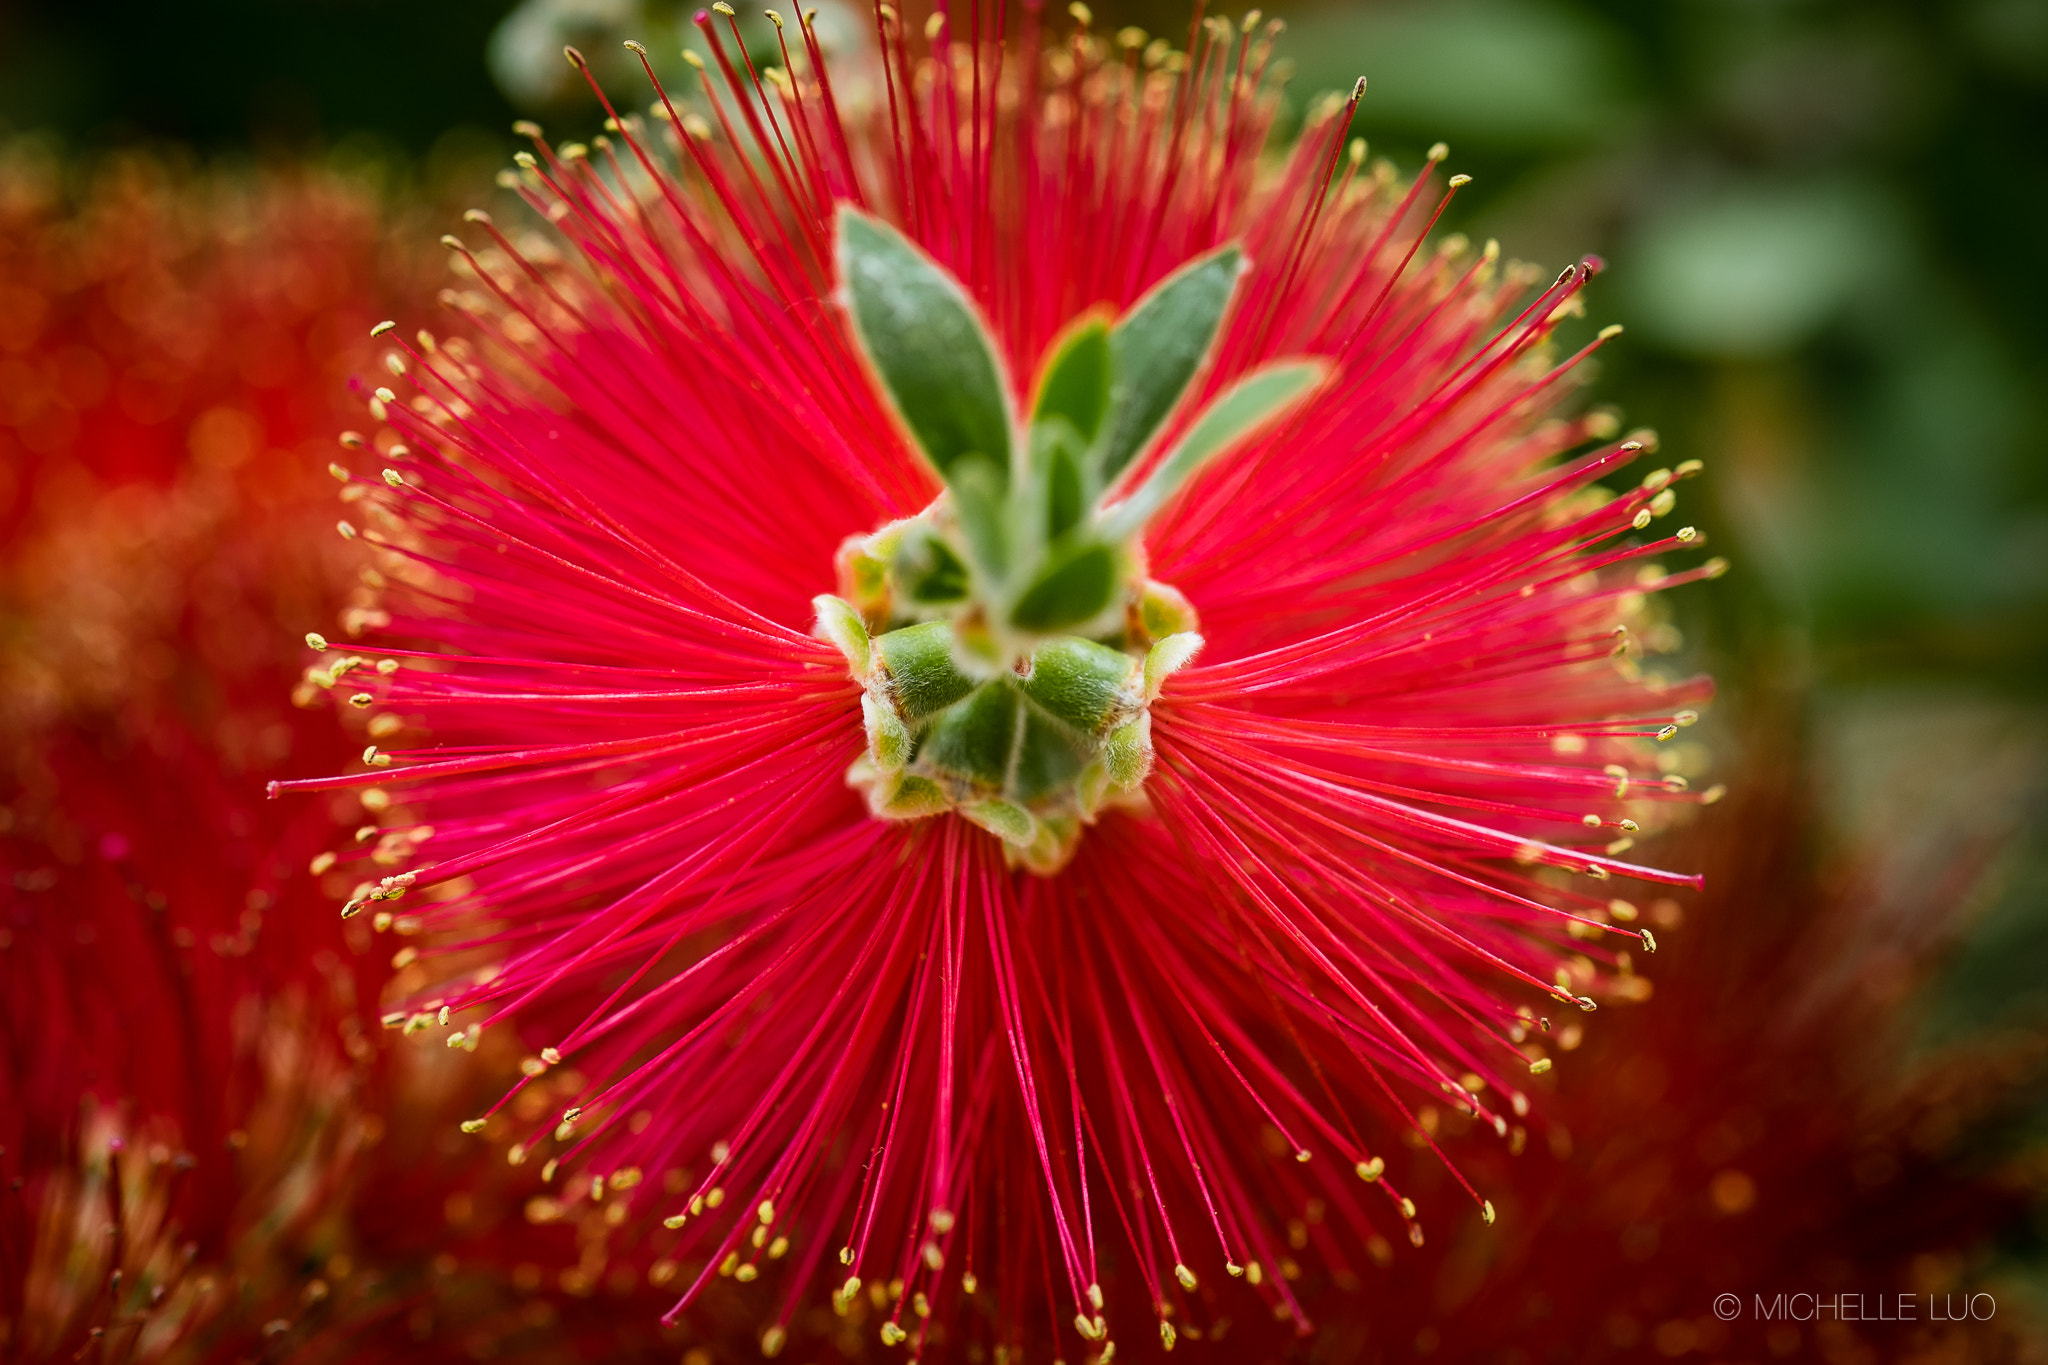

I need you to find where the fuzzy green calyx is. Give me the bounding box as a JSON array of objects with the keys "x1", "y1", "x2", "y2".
[
  {"x1": 825, "y1": 209, "x2": 1324, "y2": 870},
  {"x1": 819, "y1": 603, "x2": 1200, "y2": 874}
]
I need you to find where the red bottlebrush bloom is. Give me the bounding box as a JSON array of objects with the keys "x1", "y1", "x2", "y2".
[
  {"x1": 0, "y1": 147, "x2": 398, "y2": 1359},
  {"x1": 0, "y1": 147, "x2": 741, "y2": 1365},
  {"x1": 279, "y1": 6, "x2": 1721, "y2": 1355},
  {"x1": 0, "y1": 145, "x2": 416, "y2": 740},
  {"x1": 0, "y1": 147, "x2": 526, "y2": 1362},
  {"x1": 1384, "y1": 709, "x2": 2047, "y2": 1365}
]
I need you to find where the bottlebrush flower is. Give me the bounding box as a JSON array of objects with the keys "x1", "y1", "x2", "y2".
[
  {"x1": 0, "y1": 148, "x2": 729, "y2": 1365},
  {"x1": 0, "y1": 147, "x2": 395, "y2": 1360},
  {"x1": 0, "y1": 141, "x2": 426, "y2": 742},
  {"x1": 1386, "y1": 717, "x2": 2046, "y2": 1365},
  {"x1": 0, "y1": 146, "x2": 530, "y2": 1362},
  {"x1": 369, "y1": 706, "x2": 2037, "y2": 1365},
  {"x1": 278, "y1": 4, "x2": 1722, "y2": 1356},
  {"x1": 3, "y1": 720, "x2": 736, "y2": 1365}
]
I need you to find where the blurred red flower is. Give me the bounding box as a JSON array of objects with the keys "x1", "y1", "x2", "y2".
[{"x1": 0, "y1": 143, "x2": 466, "y2": 1362}]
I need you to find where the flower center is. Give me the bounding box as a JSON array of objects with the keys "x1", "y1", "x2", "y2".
[
  {"x1": 814, "y1": 211, "x2": 1324, "y2": 872},
  {"x1": 817, "y1": 507, "x2": 1202, "y2": 874}
]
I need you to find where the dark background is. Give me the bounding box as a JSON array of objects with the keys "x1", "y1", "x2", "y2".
[{"x1": 5, "y1": 0, "x2": 2046, "y2": 1317}]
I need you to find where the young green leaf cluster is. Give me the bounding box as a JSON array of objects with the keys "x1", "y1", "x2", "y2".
[
  {"x1": 816, "y1": 211, "x2": 1322, "y2": 870},
  {"x1": 834, "y1": 210, "x2": 1321, "y2": 661}
]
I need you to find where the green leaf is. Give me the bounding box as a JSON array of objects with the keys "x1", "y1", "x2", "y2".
[
  {"x1": 921, "y1": 682, "x2": 1022, "y2": 789},
  {"x1": 1010, "y1": 710, "x2": 1089, "y2": 803},
  {"x1": 960, "y1": 797, "x2": 1037, "y2": 846},
  {"x1": 1097, "y1": 246, "x2": 1244, "y2": 488},
  {"x1": 1010, "y1": 541, "x2": 1120, "y2": 633},
  {"x1": 838, "y1": 209, "x2": 1013, "y2": 487},
  {"x1": 811, "y1": 594, "x2": 872, "y2": 677},
  {"x1": 875, "y1": 773, "x2": 951, "y2": 820},
  {"x1": 1041, "y1": 438, "x2": 1086, "y2": 542},
  {"x1": 1032, "y1": 314, "x2": 1113, "y2": 449},
  {"x1": 873, "y1": 621, "x2": 978, "y2": 721},
  {"x1": 861, "y1": 693, "x2": 910, "y2": 770},
  {"x1": 892, "y1": 527, "x2": 971, "y2": 606},
  {"x1": 1023, "y1": 423, "x2": 1089, "y2": 545},
  {"x1": 1142, "y1": 631, "x2": 1204, "y2": 702},
  {"x1": 1100, "y1": 360, "x2": 1327, "y2": 542},
  {"x1": 1018, "y1": 637, "x2": 1134, "y2": 736},
  {"x1": 947, "y1": 453, "x2": 1011, "y2": 581},
  {"x1": 1101, "y1": 714, "x2": 1153, "y2": 789}
]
